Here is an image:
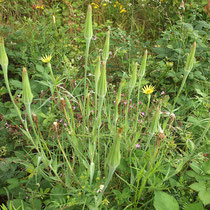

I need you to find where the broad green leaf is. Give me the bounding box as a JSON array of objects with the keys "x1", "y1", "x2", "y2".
[
  {"x1": 190, "y1": 162, "x2": 202, "y2": 174},
  {"x1": 154, "y1": 191, "x2": 179, "y2": 210},
  {"x1": 202, "y1": 159, "x2": 210, "y2": 175},
  {"x1": 184, "y1": 202, "x2": 204, "y2": 210},
  {"x1": 198, "y1": 188, "x2": 210, "y2": 206},
  {"x1": 189, "y1": 182, "x2": 206, "y2": 192}
]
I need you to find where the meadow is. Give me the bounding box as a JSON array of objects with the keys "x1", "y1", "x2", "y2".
[{"x1": 0, "y1": 0, "x2": 209, "y2": 209}]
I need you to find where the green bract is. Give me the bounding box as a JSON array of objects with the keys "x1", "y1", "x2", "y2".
[
  {"x1": 102, "y1": 31, "x2": 110, "y2": 63},
  {"x1": 139, "y1": 50, "x2": 147, "y2": 78},
  {"x1": 107, "y1": 128, "x2": 122, "y2": 170},
  {"x1": 184, "y1": 42, "x2": 196, "y2": 74},
  {"x1": 22, "y1": 67, "x2": 33, "y2": 105},
  {"x1": 129, "y1": 62, "x2": 138, "y2": 90},
  {"x1": 97, "y1": 62, "x2": 107, "y2": 98},
  {"x1": 84, "y1": 5, "x2": 93, "y2": 41},
  {"x1": 0, "y1": 37, "x2": 8, "y2": 74}
]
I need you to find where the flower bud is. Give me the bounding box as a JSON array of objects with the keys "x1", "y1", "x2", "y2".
[
  {"x1": 22, "y1": 67, "x2": 33, "y2": 105},
  {"x1": 139, "y1": 50, "x2": 147, "y2": 78},
  {"x1": 184, "y1": 42, "x2": 196, "y2": 74},
  {"x1": 102, "y1": 31, "x2": 110, "y2": 63},
  {"x1": 0, "y1": 37, "x2": 8, "y2": 74},
  {"x1": 84, "y1": 5, "x2": 93, "y2": 41},
  {"x1": 97, "y1": 62, "x2": 107, "y2": 98},
  {"x1": 129, "y1": 62, "x2": 138, "y2": 90},
  {"x1": 107, "y1": 128, "x2": 122, "y2": 170},
  {"x1": 95, "y1": 55, "x2": 101, "y2": 86}
]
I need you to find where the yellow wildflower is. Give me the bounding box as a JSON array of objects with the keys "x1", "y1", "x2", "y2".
[
  {"x1": 103, "y1": 3, "x2": 107, "y2": 6},
  {"x1": 36, "y1": 5, "x2": 44, "y2": 10},
  {"x1": 120, "y1": 9, "x2": 126, "y2": 13},
  {"x1": 40, "y1": 54, "x2": 52, "y2": 63},
  {"x1": 142, "y1": 85, "x2": 155, "y2": 95},
  {"x1": 91, "y1": 3, "x2": 99, "y2": 8},
  {"x1": 120, "y1": 5, "x2": 123, "y2": 10},
  {"x1": 102, "y1": 198, "x2": 110, "y2": 206}
]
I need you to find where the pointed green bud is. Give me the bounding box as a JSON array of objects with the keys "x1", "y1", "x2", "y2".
[
  {"x1": 89, "y1": 162, "x2": 95, "y2": 184},
  {"x1": 22, "y1": 67, "x2": 33, "y2": 105},
  {"x1": 116, "y1": 76, "x2": 126, "y2": 105},
  {"x1": 84, "y1": 5, "x2": 93, "y2": 41},
  {"x1": 95, "y1": 55, "x2": 101, "y2": 85},
  {"x1": 129, "y1": 62, "x2": 138, "y2": 90},
  {"x1": 184, "y1": 42, "x2": 196, "y2": 74},
  {"x1": 102, "y1": 31, "x2": 110, "y2": 63},
  {"x1": 0, "y1": 37, "x2": 8, "y2": 74},
  {"x1": 97, "y1": 62, "x2": 107, "y2": 98},
  {"x1": 150, "y1": 105, "x2": 160, "y2": 135},
  {"x1": 107, "y1": 128, "x2": 122, "y2": 170},
  {"x1": 139, "y1": 50, "x2": 147, "y2": 78}
]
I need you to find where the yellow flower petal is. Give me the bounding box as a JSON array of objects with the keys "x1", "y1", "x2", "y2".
[
  {"x1": 142, "y1": 85, "x2": 155, "y2": 95},
  {"x1": 40, "y1": 54, "x2": 52, "y2": 63}
]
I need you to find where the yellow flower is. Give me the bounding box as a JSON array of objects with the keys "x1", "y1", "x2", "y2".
[
  {"x1": 103, "y1": 3, "x2": 107, "y2": 6},
  {"x1": 120, "y1": 5, "x2": 123, "y2": 10},
  {"x1": 91, "y1": 3, "x2": 99, "y2": 8},
  {"x1": 120, "y1": 9, "x2": 126, "y2": 13},
  {"x1": 36, "y1": 5, "x2": 44, "y2": 10},
  {"x1": 41, "y1": 54, "x2": 52, "y2": 63},
  {"x1": 142, "y1": 85, "x2": 155, "y2": 95},
  {"x1": 102, "y1": 198, "x2": 110, "y2": 206}
]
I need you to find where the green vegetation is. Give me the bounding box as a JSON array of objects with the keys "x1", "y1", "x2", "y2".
[{"x1": 0, "y1": 0, "x2": 209, "y2": 209}]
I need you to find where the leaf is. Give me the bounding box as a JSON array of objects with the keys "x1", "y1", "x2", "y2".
[
  {"x1": 10, "y1": 79, "x2": 22, "y2": 89},
  {"x1": 32, "y1": 199, "x2": 42, "y2": 210},
  {"x1": 189, "y1": 182, "x2": 206, "y2": 192},
  {"x1": 50, "y1": 185, "x2": 67, "y2": 202},
  {"x1": 198, "y1": 188, "x2": 210, "y2": 206},
  {"x1": 202, "y1": 159, "x2": 210, "y2": 175},
  {"x1": 7, "y1": 178, "x2": 19, "y2": 190},
  {"x1": 190, "y1": 162, "x2": 202, "y2": 174},
  {"x1": 154, "y1": 191, "x2": 179, "y2": 210},
  {"x1": 184, "y1": 202, "x2": 204, "y2": 210}
]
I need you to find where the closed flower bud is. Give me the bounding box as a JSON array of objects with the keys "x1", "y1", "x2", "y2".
[
  {"x1": 102, "y1": 31, "x2": 110, "y2": 63},
  {"x1": 184, "y1": 42, "x2": 196, "y2": 74},
  {"x1": 107, "y1": 128, "x2": 122, "y2": 170},
  {"x1": 139, "y1": 50, "x2": 147, "y2": 78},
  {"x1": 95, "y1": 55, "x2": 101, "y2": 85},
  {"x1": 22, "y1": 67, "x2": 33, "y2": 105},
  {"x1": 129, "y1": 62, "x2": 138, "y2": 90},
  {"x1": 97, "y1": 62, "x2": 107, "y2": 98},
  {"x1": 0, "y1": 37, "x2": 8, "y2": 74},
  {"x1": 84, "y1": 5, "x2": 93, "y2": 41}
]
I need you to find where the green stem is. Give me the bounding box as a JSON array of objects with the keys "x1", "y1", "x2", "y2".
[
  {"x1": 96, "y1": 167, "x2": 115, "y2": 207},
  {"x1": 3, "y1": 70, "x2": 23, "y2": 124},
  {"x1": 163, "y1": 73, "x2": 188, "y2": 131}
]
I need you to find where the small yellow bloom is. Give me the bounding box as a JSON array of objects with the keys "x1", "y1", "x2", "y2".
[
  {"x1": 41, "y1": 54, "x2": 52, "y2": 63},
  {"x1": 142, "y1": 85, "x2": 155, "y2": 95},
  {"x1": 103, "y1": 3, "x2": 107, "y2": 6},
  {"x1": 36, "y1": 5, "x2": 44, "y2": 10},
  {"x1": 102, "y1": 198, "x2": 110, "y2": 206},
  {"x1": 91, "y1": 3, "x2": 99, "y2": 8},
  {"x1": 120, "y1": 5, "x2": 123, "y2": 10},
  {"x1": 120, "y1": 9, "x2": 126, "y2": 13}
]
